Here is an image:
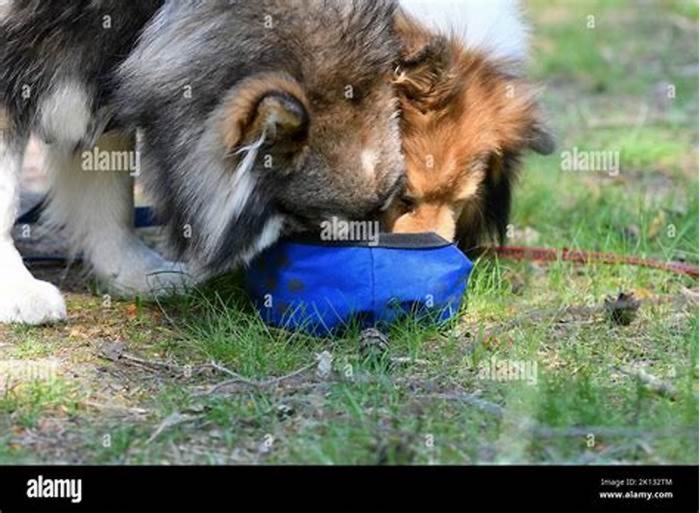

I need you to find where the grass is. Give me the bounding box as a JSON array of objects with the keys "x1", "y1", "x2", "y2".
[{"x1": 0, "y1": 0, "x2": 697, "y2": 465}]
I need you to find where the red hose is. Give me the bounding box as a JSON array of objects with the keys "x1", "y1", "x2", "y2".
[{"x1": 492, "y1": 246, "x2": 699, "y2": 279}]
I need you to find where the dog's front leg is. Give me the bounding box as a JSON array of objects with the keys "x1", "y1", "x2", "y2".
[
  {"x1": 0, "y1": 106, "x2": 67, "y2": 324},
  {"x1": 43, "y1": 131, "x2": 194, "y2": 297}
]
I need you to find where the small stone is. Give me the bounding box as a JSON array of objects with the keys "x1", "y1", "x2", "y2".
[
  {"x1": 621, "y1": 224, "x2": 641, "y2": 243},
  {"x1": 375, "y1": 436, "x2": 416, "y2": 465},
  {"x1": 316, "y1": 351, "x2": 333, "y2": 379},
  {"x1": 100, "y1": 340, "x2": 125, "y2": 362},
  {"x1": 276, "y1": 404, "x2": 295, "y2": 421}
]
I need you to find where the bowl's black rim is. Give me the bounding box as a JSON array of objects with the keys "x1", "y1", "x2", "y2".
[{"x1": 281, "y1": 232, "x2": 456, "y2": 250}]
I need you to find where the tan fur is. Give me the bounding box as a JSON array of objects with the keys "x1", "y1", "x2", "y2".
[{"x1": 386, "y1": 13, "x2": 552, "y2": 250}]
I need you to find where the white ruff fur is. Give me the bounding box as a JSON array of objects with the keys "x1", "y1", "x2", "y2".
[
  {"x1": 230, "y1": 136, "x2": 265, "y2": 220},
  {"x1": 400, "y1": 0, "x2": 530, "y2": 62},
  {"x1": 195, "y1": 135, "x2": 265, "y2": 262},
  {"x1": 39, "y1": 81, "x2": 93, "y2": 145},
  {"x1": 241, "y1": 215, "x2": 285, "y2": 265}
]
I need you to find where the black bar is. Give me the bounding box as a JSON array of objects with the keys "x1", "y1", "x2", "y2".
[{"x1": 0, "y1": 465, "x2": 696, "y2": 511}]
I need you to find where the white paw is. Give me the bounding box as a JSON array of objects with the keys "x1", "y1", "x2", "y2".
[
  {"x1": 120, "y1": 260, "x2": 196, "y2": 298},
  {"x1": 98, "y1": 250, "x2": 196, "y2": 298},
  {"x1": 0, "y1": 278, "x2": 67, "y2": 325}
]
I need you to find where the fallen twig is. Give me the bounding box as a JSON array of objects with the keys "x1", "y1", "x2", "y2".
[
  {"x1": 83, "y1": 400, "x2": 150, "y2": 416},
  {"x1": 532, "y1": 425, "x2": 697, "y2": 439},
  {"x1": 98, "y1": 342, "x2": 209, "y2": 378},
  {"x1": 98, "y1": 350, "x2": 184, "y2": 375},
  {"x1": 146, "y1": 412, "x2": 197, "y2": 445},
  {"x1": 613, "y1": 366, "x2": 678, "y2": 400},
  {"x1": 119, "y1": 353, "x2": 182, "y2": 372},
  {"x1": 201, "y1": 360, "x2": 318, "y2": 395},
  {"x1": 390, "y1": 357, "x2": 430, "y2": 367},
  {"x1": 99, "y1": 354, "x2": 157, "y2": 374},
  {"x1": 417, "y1": 392, "x2": 505, "y2": 418}
]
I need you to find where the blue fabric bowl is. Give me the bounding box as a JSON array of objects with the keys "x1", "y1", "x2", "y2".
[{"x1": 245, "y1": 233, "x2": 473, "y2": 336}]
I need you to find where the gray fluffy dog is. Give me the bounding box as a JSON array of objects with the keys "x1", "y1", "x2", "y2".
[{"x1": 0, "y1": 0, "x2": 406, "y2": 324}]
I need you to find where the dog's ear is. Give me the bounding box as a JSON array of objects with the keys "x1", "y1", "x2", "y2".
[
  {"x1": 394, "y1": 10, "x2": 432, "y2": 60},
  {"x1": 393, "y1": 11, "x2": 451, "y2": 101},
  {"x1": 501, "y1": 82, "x2": 555, "y2": 156},
  {"x1": 246, "y1": 92, "x2": 309, "y2": 150},
  {"x1": 221, "y1": 73, "x2": 310, "y2": 155},
  {"x1": 393, "y1": 38, "x2": 451, "y2": 104},
  {"x1": 527, "y1": 122, "x2": 555, "y2": 155},
  {"x1": 397, "y1": 26, "x2": 449, "y2": 68}
]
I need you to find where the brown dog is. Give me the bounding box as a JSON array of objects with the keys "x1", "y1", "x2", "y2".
[{"x1": 385, "y1": 2, "x2": 554, "y2": 253}]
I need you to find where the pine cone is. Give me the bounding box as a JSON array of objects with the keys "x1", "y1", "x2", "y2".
[{"x1": 359, "y1": 328, "x2": 390, "y2": 362}]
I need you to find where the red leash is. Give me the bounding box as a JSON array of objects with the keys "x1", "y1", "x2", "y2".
[{"x1": 492, "y1": 246, "x2": 699, "y2": 279}]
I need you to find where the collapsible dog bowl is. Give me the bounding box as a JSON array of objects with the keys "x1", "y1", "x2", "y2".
[{"x1": 245, "y1": 233, "x2": 473, "y2": 336}]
